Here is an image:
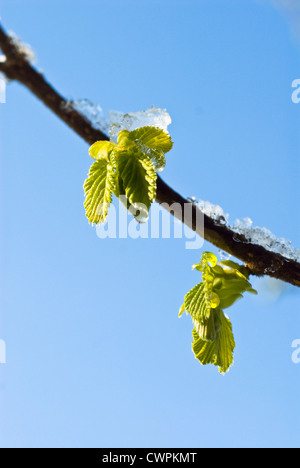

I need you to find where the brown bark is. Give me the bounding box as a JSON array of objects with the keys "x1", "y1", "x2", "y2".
[{"x1": 1, "y1": 23, "x2": 299, "y2": 287}]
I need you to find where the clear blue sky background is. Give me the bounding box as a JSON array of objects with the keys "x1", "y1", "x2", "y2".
[{"x1": 0, "y1": 0, "x2": 299, "y2": 448}]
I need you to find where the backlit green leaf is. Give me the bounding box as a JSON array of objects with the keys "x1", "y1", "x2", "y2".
[
  {"x1": 85, "y1": 126, "x2": 173, "y2": 224},
  {"x1": 192, "y1": 310, "x2": 235, "y2": 375},
  {"x1": 89, "y1": 141, "x2": 116, "y2": 160},
  {"x1": 114, "y1": 148, "x2": 157, "y2": 220},
  {"x1": 84, "y1": 159, "x2": 115, "y2": 224},
  {"x1": 120, "y1": 126, "x2": 173, "y2": 153},
  {"x1": 180, "y1": 252, "x2": 257, "y2": 374}
]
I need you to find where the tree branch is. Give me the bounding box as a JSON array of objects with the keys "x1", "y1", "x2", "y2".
[{"x1": 1, "y1": 23, "x2": 299, "y2": 287}]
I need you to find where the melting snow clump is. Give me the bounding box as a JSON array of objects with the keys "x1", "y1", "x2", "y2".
[
  {"x1": 108, "y1": 106, "x2": 172, "y2": 140},
  {"x1": 70, "y1": 99, "x2": 110, "y2": 133},
  {"x1": 231, "y1": 217, "x2": 300, "y2": 262},
  {"x1": 188, "y1": 198, "x2": 229, "y2": 225},
  {"x1": 64, "y1": 101, "x2": 172, "y2": 141},
  {"x1": 189, "y1": 197, "x2": 300, "y2": 262},
  {"x1": 8, "y1": 31, "x2": 36, "y2": 64}
]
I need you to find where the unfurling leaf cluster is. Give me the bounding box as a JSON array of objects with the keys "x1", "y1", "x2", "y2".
[
  {"x1": 180, "y1": 252, "x2": 257, "y2": 374},
  {"x1": 84, "y1": 126, "x2": 173, "y2": 224}
]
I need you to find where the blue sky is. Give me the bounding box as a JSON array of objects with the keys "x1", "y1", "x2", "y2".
[{"x1": 0, "y1": 0, "x2": 299, "y2": 448}]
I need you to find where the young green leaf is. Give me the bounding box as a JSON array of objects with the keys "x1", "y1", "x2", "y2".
[
  {"x1": 119, "y1": 126, "x2": 173, "y2": 154},
  {"x1": 84, "y1": 159, "x2": 115, "y2": 225},
  {"x1": 113, "y1": 148, "x2": 157, "y2": 220},
  {"x1": 180, "y1": 282, "x2": 219, "y2": 342},
  {"x1": 89, "y1": 141, "x2": 116, "y2": 160},
  {"x1": 84, "y1": 125, "x2": 173, "y2": 224},
  {"x1": 117, "y1": 127, "x2": 172, "y2": 172},
  {"x1": 192, "y1": 309, "x2": 235, "y2": 375},
  {"x1": 180, "y1": 251, "x2": 257, "y2": 374}
]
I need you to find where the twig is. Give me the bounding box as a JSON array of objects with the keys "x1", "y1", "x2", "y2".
[{"x1": 1, "y1": 23, "x2": 299, "y2": 287}]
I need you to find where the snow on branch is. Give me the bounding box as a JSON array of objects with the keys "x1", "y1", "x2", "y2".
[
  {"x1": 0, "y1": 22, "x2": 299, "y2": 287},
  {"x1": 188, "y1": 198, "x2": 300, "y2": 264}
]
